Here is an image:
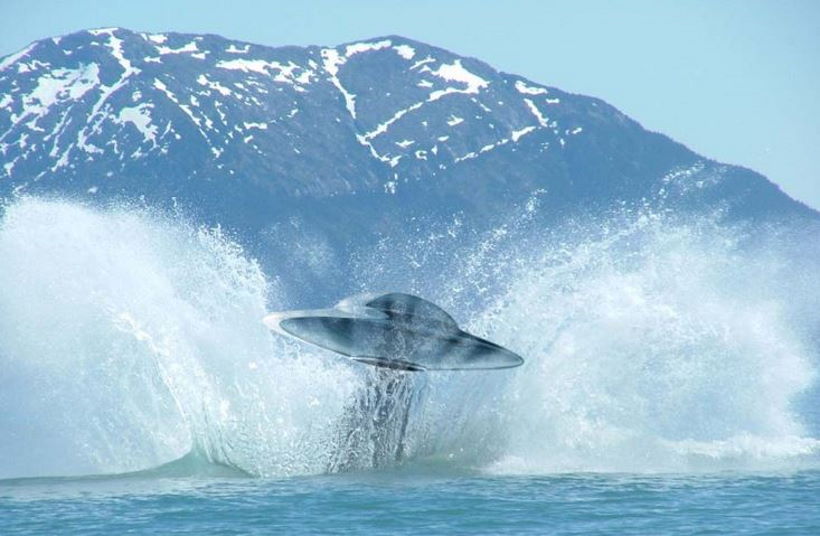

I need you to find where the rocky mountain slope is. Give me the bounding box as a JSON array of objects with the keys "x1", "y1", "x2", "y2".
[
  {"x1": 0, "y1": 28, "x2": 814, "y2": 297},
  {"x1": 2, "y1": 28, "x2": 811, "y2": 212}
]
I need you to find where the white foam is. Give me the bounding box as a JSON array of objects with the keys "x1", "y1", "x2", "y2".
[
  {"x1": 1, "y1": 199, "x2": 816, "y2": 478},
  {"x1": 475, "y1": 215, "x2": 819, "y2": 473},
  {"x1": 355, "y1": 206, "x2": 820, "y2": 475},
  {"x1": 0, "y1": 199, "x2": 360, "y2": 479}
]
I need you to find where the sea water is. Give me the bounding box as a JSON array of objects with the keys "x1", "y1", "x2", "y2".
[
  {"x1": 1, "y1": 198, "x2": 818, "y2": 533},
  {"x1": 2, "y1": 471, "x2": 819, "y2": 534}
]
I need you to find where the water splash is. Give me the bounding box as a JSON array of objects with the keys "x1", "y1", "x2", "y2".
[
  {"x1": 0, "y1": 198, "x2": 358, "y2": 479},
  {"x1": 0, "y1": 197, "x2": 817, "y2": 479},
  {"x1": 413, "y1": 211, "x2": 819, "y2": 472}
]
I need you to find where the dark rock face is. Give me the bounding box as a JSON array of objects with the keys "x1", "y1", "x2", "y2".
[{"x1": 0, "y1": 28, "x2": 815, "y2": 298}]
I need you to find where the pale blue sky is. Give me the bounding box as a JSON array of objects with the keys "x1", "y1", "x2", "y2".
[{"x1": 2, "y1": 0, "x2": 818, "y2": 209}]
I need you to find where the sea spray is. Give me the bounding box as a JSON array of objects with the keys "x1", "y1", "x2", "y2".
[
  {"x1": 367, "y1": 208, "x2": 820, "y2": 473},
  {"x1": 0, "y1": 198, "x2": 359, "y2": 479},
  {"x1": 0, "y1": 197, "x2": 818, "y2": 478}
]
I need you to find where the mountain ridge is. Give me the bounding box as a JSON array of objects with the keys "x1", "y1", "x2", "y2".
[{"x1": 0, "y1": 28, "x2": 815, "y2": 230}]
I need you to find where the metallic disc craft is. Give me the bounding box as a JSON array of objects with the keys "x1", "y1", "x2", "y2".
[{"x1": 263, "y1": 292, "x2": 524, "y2": 371}]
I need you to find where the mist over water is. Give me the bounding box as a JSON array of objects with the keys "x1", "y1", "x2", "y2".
[{"x1": 0, "y1": 197, "x2": 818, "y2": 480}]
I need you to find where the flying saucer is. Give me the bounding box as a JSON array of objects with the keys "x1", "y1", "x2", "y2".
[{"x1": 263, "y1": 292, "x2": 524, "y2": 371}]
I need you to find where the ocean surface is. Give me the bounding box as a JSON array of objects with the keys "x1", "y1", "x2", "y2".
[
  {"x1": 1, "y1": 198, "x2": 819, "y2": 533},
  {"x1": 2, "y1": 469, "x2": 819, "y2": 534}
]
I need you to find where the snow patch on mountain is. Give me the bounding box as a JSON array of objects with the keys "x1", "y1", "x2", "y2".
[
  {"x1": 394, "y1": 44, "x2": 415, "y2": 60},
  {"x1": 226, "y1": 44, "x2": 249, "y2": 54},
  {"x1": 524, "y1": 98, "x2": 548, "y2": 127},
  {"x1": 196, "y1": 74, "x2": 232, "y2": 96},
  {"x1": 216, "y1": 59, "x2": 314, "y2": 88},
  {"x1": 345, "y1": 40, "x2": 392, "y2": 57},
  {"x1": 515, "y1": 80, "x2": 549, "y2": 95},
  {"x1": 511, "y1": 126, "x2": 536, "y2": 142},
  {"x1": 0, "y1": 28, "x2": 795, "y2": 224},
  {"x1": 156, "y1": 41, "x2": 199, "y2": 55},
  {"x1": 427, "y1": 60, "x2": 488, "y2": 94},
  {"x1": 115, "y1": 103, "x2": 159, "y2": 146},
  {"x1": 144, "y1": 33, "x2": 167, "y2": 44},
  {"x1": 0, "y1": 43, "x2": 36, "y2": 72},
  {"x1": 20, "y1": 64, "x2": 100, "y2": 118}
]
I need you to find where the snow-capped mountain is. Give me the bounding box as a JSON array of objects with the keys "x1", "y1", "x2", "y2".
[{"x1": 0, "y1": 26, "x2": 815, "y2": 297}]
